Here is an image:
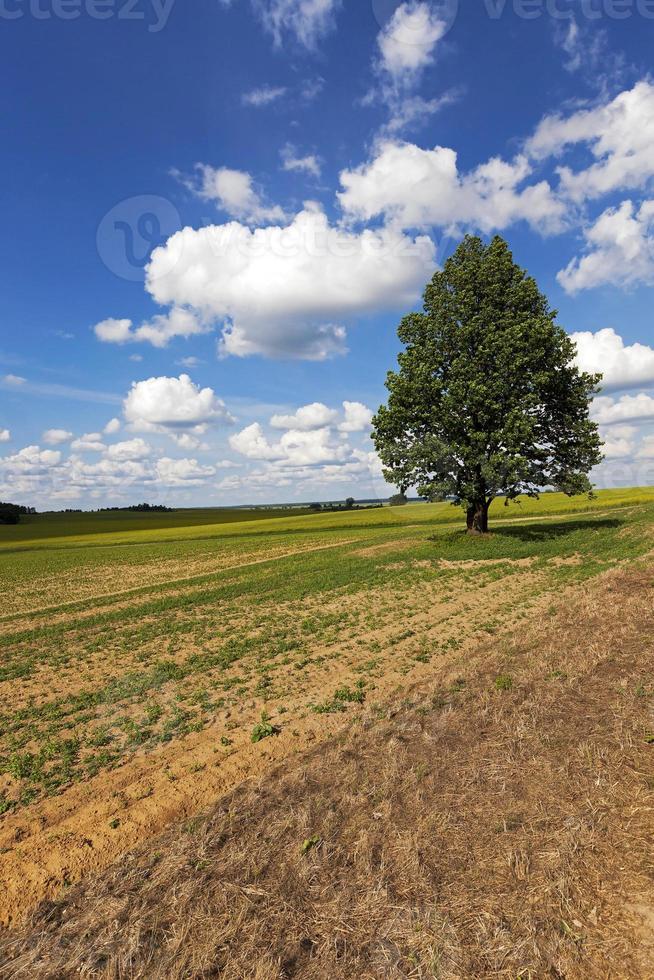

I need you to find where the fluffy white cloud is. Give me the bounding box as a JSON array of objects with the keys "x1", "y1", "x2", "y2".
[
  {"x1": 94, "y1": 308, "x2": 207, "y2": 348},
  {"x1": 93, "y1": 318, "x2": 132, "y2": 344},
  {"x1": 104, "y1": 417, "x2": 121, "y2": 435},
  {"x1": 636, "y1": 435, "x2": 654, "y2": 459},
  {"x1": 124, "y1": 375, "x2": 234, "y2": 431},
  {"x1": 64, "y1": 456, "x2": 150, "y2": 490},
  {"x1": 600, "y1": 426, "x2": 636, "y2": 459},
  {"x1": 42, "y1": 428, "x2": 72, "y2": 445},
  {"x1": 154, "y1": 457, "x2": 216, "y2": 485},
  {"x1": 339, "y1": 401, "x2": 373, "y2": 432},
  {"x1": 254, "y1": 0, "x2": 341, "y2": 49},
  {"x1": 338, "y1": 141, "x2": 565, "y2": 235},
  {"x1": 0, "y1": 429, "x2": 10, "y2": 443},
  {"x1": 572, "y1": 328, "x2": 654, "y2": 391},
  {"x1": 592, "y1": 392, "x2": 654, "y2": 425},
  {"x1": 71, "y1": 433, "x2": 105, "y2": 453},
  {"x1": 146, "y1": 205, "x2": 435, "y2": 360},
  {"x1": 527, "y1": 81, "x2": 654, "y2": 203},
  {"x1": 229, "y1": 400, "x2": 376, "y2": 475},
  {"x1": 169, "y1": 432, "x2": 208, "y2": 451},
  {"x1": 558, "y1": 201, "x2": 654, "y2": 293},
  {"x1": 242, "y1": 84, "x2": 287, "y2": 107},
  {"x1": 367, "y1": 2, "x2": 452, "y2": 135},
  {"x1": 270, "y1": 402, "x2": 339, "y2": 430},
  {"x1": 280, "y1": 144, "x2": 321, "y2": 178},
  {"x1": 231, "y1": 423, "x2": 350, "y2": 466},
  {"x1": 2, "y1": 374, "x2": 26, "y2": 386},
  {"x1": 217, "y1": 445, "x2": 385, "y2": 495},
  {"x1": 377, "y1": 2, "x2": 446, "y2": 81},
  {"x1": 105, "y1": 438, "x2": 151, "y2": 461},
  {"x1": 0, "y1": 445, "x2": 61, "y2": 475},
  {"x1": 229, "y1": 423, "x2": 284, "y2": 461},
  {"x1": 187, "y1": 165, "x2": 286, "y2": 224}
]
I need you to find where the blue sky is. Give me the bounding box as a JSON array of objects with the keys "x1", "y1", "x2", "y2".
[{"x1": 3, "y1": 0, "x2": 654, "y2": 507}]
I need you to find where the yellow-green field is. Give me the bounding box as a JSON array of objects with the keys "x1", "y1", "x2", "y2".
[{"x1": 1, "y1": 486, "x2": 654, "y2": 924}]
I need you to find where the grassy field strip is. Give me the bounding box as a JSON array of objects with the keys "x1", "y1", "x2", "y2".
[
  {"x1": 0, "y1": 536, "x2": 360, "y2": 627},
  {"x1": 3, "y1": 487, "x2": 653, "y2": 552},
  {"x1": 0, "y1": 506, "x2": 639, "y2": 626}
]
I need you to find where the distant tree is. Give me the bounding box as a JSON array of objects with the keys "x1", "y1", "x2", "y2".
[
  {"x1": 345, "y1": 497, "x2": 355, "y2": 509},
  {"x1": 372, "y1": 235, "x2": 604, "y2": 533},
  {"x1": 0, "y1": 502, "x2": 27, "y2": 524},
  {"x1": 388, "y1": 493, "x2": 408, "y2": 507},
  {"x1": 309, "y1": 502, "x2": 322, "y2": 512}
]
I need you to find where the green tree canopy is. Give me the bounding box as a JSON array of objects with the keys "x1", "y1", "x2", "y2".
[{"x1": 372, "y1": 235, "x2": 604, "y2": 533}]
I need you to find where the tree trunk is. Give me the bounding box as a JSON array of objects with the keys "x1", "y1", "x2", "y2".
[{"x1": 467, "y1": 500, "x2": 489, "y2": 534}]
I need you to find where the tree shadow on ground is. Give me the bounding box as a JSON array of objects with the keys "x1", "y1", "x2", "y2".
[{"x1": 489, "y1": 517, "x2": 622, "y2": 542}]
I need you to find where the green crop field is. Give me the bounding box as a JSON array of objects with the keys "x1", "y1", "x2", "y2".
[{"x1": 2, "y1": 486, "x2": 654, "y2": 923}]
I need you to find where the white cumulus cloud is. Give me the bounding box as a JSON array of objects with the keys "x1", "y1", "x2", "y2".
[
  {"x1": 146, "y1": 205, "x2": 435, "y2": 360},
  {"x1": 124, "y1": 375, "x2": 234, "y2": 431},
  {"x1": 558, "y1": 201, "x2": 654, "y2": 293},
  {"x1": 338, "y1": 141, "x2": 565, "y2": 235},
  {"x1": 94, "y1": 308, "x2": 207, "y2": 349},
  {"x1": 377, "y1": 1, "x2": 447, "y2": 81},
  {"x1": 572, "y1": 328, "x2": 654, "y2": 391},
  {"x1": 42, "y1": 428, "x2": 72, "y2": 445},
  {"x1": 339, "y1": 401, "x2": 373, "y2": 432},
  {"x1": 154, "y1": 457, "x2": 217, "y2": 486},
  {"x1": 105, "y1": 438, "x2": 152, "y2": 461},
  {"x1": 0, "y1": 445, "x2": 61, "y2": 475},
  {"x1": 592, "y1": 392, "x2": 654, "y2": 425},
  {"x1": 270, "y1": 402, "x2": 339, "y2": 430},
  {"x1": 70, "y1": 433, "x2": 105, "y2": 453},
  {"x1": 185, "y1": 165, "x2": 286, "y2": 224},
  {"x1": 527, "y1": 80, "x2": 654, "y2": 203}
]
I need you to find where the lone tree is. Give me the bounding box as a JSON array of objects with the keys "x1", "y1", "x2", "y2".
[{"x1": 372, "y1": 236, "x2": 604, "y2": 533}]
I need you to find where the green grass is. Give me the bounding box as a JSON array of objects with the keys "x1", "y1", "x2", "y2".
[
  {"x1": 0, "y1": 506, "x2": 316, "y2": 544},
  {"x1": 2, "y1": 487, "x2": 652, "y2": 552}
]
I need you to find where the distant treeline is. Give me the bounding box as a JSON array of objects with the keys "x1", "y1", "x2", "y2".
[
  {"x1": 100, "y1": 503, "x2": 175, "y2": 513},
  {"x1": 39, "y1": 503, "x2": 175, "y2": 515},
  {"x1": 0, "y1": 502, "x2": 36, "y2": 525},
  {"x1": 309, "y1": 498, "x2": 384, "y2": 513}
]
